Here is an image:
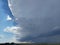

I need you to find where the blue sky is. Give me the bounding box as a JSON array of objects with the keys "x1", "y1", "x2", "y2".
[{"x1": 0, "y1": 0, "x2": 16, "y2": 43}]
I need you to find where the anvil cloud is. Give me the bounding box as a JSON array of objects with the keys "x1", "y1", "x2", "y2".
[{"x1": 8, "y1": 0, "x2": 60, "y2": 43}]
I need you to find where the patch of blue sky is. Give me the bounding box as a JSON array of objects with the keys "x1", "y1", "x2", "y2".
[{"x1": 0, "y1": 0, "x2": 16, "y2": 42}]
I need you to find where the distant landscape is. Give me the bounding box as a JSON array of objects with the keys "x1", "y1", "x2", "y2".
[{"x1": 1, "y1": 43, "x2": 60, "y2": 45}]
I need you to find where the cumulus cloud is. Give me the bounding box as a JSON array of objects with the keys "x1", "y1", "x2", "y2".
[
  {"x1": 4, "y1": 26, "x2": 22, "y2": 34},
  {"x1": 8, "y1": 0, "x2": 60, "y2": 42},
  {"x1": 4, "y1": 26, "x2": 22, "y2": 42}
]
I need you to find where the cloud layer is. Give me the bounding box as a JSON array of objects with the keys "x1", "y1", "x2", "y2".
[{"x1": 8, "y1": 0, "x2": 60, "y2": 43}]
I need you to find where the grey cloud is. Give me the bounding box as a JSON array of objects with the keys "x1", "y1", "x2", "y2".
[
  {"x1": 36, "y1": 27, "x2": 60, "y2": 38},
  {"x1": 8, "y1": 0, "x2": 60, "y2": 42},
  {"x1": 16, "y1": 27, "x2": 60, "y2": 42}
]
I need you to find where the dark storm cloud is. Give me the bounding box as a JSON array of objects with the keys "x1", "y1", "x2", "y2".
[
  {"x1": 16, "y1": 27, "x2": 60, "y2": 42},
  {"x1": 8, "y1": 0, "x2": 60, "y2": 42}
]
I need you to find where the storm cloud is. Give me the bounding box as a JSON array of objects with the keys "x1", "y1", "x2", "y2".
[{"x1": 8, "y1": 0, "x2": 60, "y2": 43}]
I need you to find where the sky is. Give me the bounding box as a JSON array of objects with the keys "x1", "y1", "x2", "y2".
[
  {"x1": 9, "y1": 0, "x2": 60, "y2": 43},
  {"x1": 0, "y1": 0, "x2": 17, "y2": 43},
  {"x1": 1, "y1": 0, "x2": 60, "y2": 43}
]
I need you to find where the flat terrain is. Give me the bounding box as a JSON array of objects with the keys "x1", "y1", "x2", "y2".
[{"x1": 1, "y1": 43, "x2": 60, "y2": 45}]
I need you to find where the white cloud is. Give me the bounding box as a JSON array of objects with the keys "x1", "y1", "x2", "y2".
[
  {"x1": 8, "y1": 3, "x2": 12, "y2": 7},
  {"x1": 4, "y1": 26, "x2": 23, "y2": 43},
  {"x1": 6, "y1": 15, "x2": 12, "y2": 21},
  {"x1": 8, "y1": 0, "x2": 12, "y2": 10},
  {"x1": 4, "y1": 26, "x2": 22, "y2": 34}
]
